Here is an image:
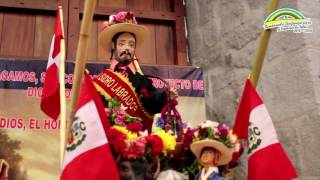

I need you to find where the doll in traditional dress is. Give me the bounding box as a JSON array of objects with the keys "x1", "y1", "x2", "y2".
[{"x1": 190, "y1": 120, "x2": 236, "y2": 180}]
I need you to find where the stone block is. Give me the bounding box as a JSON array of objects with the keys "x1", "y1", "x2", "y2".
[
  {"x1": 185, "y1": 0, "x2": 200, "y2": 28},
  {"x1": 247, "y1": 0, "x2": 267, "y2": 10},
  {"x1": 260, "y1": 50, "x2": 316, "y2": 121},
  {"x1": 216, "y1": 0, "x2": 245, "y2": 34},
  {"x1": 203, "y1": 21, "x2": 220, "y2": 48},
  {"x1": 198, "y1": 0, "x2": 216, "y2": 26},
  {"x1": 187, "y1": 29, "x2": 203, "y2": 57}
]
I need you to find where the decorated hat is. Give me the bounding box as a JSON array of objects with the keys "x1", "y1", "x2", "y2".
[
  {"x1": 99, "y1": 11, "x2": 149, "y2": 51},
  {"x1": 190, "y1": 120, "x2": 238, "y2": 166}
]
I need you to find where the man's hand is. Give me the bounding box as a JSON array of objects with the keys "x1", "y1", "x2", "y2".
[{"x1": 0, "y1": 159, "x2": 9, "y2": 179}]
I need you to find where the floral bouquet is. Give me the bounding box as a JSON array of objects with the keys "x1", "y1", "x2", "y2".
[
  {"x1": 105, "y1": 98, "x2": 140, "y2": 126},
  {"x1": 106, "y1": 125, "x2": 176, "y2": 160},
  {"x1": 105, "y1": 98, "x2": 177, "y2": 160},
  {"x1": 192, "y1": 120, "x2": 239, "y2": 150}
]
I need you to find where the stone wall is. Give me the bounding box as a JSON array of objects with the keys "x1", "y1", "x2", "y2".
[{"x1": 185, "y1": 0, "x2": 320, "y2": 179}]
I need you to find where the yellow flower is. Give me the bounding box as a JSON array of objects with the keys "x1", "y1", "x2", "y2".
[
  {"x1": 154, "y1": 128, "x2": 176, "y2": 156},
  {"x1": 113, "y1": 125, "x2": 138, "y2": 141}
]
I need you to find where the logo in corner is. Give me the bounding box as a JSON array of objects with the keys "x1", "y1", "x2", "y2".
[
  {"x1": 248, "y1": 122, "x2": 262, "y2": 155},
  {"x1": 263, "y1": 8, "x2": 313, "y2": 33},
  {"x1": 66, "y1": 116, "x2": 87, "y2": 152}
]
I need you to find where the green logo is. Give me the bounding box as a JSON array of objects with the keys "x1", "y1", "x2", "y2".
[{"x1": 263, "y1": 8, "x2": 312, "y2": 33}]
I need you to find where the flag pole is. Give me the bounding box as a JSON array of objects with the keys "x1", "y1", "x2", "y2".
[
  {"x1": 67, "y1": 0, "x2": 97, "y2": 143},
  {"x1": 249, "y1": 0, "x2": 280, "y2": 88},
  {"x1": 228, "y1": 0, "x2": 280, "y2": 179},
  {"x1": 58, "y1": 5, "x2": 67, "y2": 167}
]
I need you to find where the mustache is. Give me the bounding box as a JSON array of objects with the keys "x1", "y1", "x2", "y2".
[{"x1": 120, "y1": 51, "x2": 132, "y2": 57}]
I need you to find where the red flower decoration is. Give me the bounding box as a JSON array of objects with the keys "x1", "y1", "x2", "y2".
[
  {"x1": 146, "y1": 135, "x2": 163, "y2": 155},
  {"x1": 139, "y1": 88, "x2": 149, "y2": 98},
  {"x1": 125, "y1": 12, "x2": 134, "y2": 20},
  {"x1": 198, "y1": 127, "x2": 207, "y2": 137},
  {"x1": 122, "y1": 138, "x2": 147, "y2": 159},
  {"x1": 106, "y1": 128, "x2": 128, "y2": 153},
  {"x1": 112, "y1": 11, "x2": 137, "y2": 24},
  {"x1": 107, "y1": 128, "x2": 127, "y2": 140},
  {"x1": 182, "y1": 128, "x2": 195, "y2": 148},
  {"x1": 113, "y1": 138, "x2": 126, "y2": 153},
  {"x1": 126, "y1": 122, "x2": 143, "y2": 133}
]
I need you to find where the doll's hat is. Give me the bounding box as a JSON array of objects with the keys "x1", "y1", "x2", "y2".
[{"x1": 190, "y1": 139, "x2": 233, "y2": 166}]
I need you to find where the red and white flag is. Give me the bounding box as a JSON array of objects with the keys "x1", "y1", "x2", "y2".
[
  {"x1": 61, "y1": 73, "x2": 120, "y2": 179},
  {"x1": 40, "y1": 9, "x2": 63, "y2": 119},
  {"x1": 233, "y1": 79, "x2": 297, "y2": 180}
]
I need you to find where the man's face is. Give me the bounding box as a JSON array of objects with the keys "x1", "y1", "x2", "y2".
[{"x1": 113, "y1": 32, "x2": 136, "y2": 65}]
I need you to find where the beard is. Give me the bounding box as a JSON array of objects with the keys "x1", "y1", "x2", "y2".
[{"x1": 116, "y1": 51, "x2": 133, "y2": 65}]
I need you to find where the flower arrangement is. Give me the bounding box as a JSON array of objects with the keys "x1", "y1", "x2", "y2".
[
  {"x1": 193, "y1": 120, "x2": 239, "y2": 151},
  {"x1": 100, "y1": 11, "x2": 138, "y2": 31},
  {"x1": 106, "y1": 109, "x2": 177, "y2": 159},
  {"x1": 109, "y1": 11, "x2": 138, "y2": 25},
  {"x1": 107, "y1": 125, "x2": 177, "y2": 159},
  {"x1": 106, "y1": 98, "x2": 140, "y2": 126}
]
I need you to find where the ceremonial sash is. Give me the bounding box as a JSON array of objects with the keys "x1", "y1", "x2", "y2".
[{"x1": 93, "y1": 69, "x2": 154, "y2": 132}]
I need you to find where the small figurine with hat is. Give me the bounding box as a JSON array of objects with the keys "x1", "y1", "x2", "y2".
[{"x1": 190, "y1": 120, "x2": 239, "y2": 180}]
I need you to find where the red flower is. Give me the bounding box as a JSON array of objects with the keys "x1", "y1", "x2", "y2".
[
  {"x1": 106, "y1": 128, "x2": 128, "y2": 153},
  {"x1": 198, "y1": 127, "x2": 207, "y2": 137},
  {"x1": 218, "y1": 124, "x2": 229, "y2": 137},
  {"x1": 140, "y1": 88, "x2": 149, "y2": 98},
  {"x1": 126, "y1": 122, "x2": 143, "y2": 133},
  {"x1": 106, "y1": 128, "x2": 127, "y2": 143},
  {"x1": 114, "y1": 11, "x2": 127, "y2": 22},
  {"x1": 146, "y1": 135, "x2": 163, "y2": 155},
  {"x1": 183, "y1": 128, "x2": 195, "y2": 148},
  {"x1": 113, "y1": 138, "x2": 126, "y2": 153},
  {"x1": 122, "y1": 138, "x2": 147, "y2": 159},
  {"x1": 125, "y1": 12, "x2": 134, "y2": 20}
]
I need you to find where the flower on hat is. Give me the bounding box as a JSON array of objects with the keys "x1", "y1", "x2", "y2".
[
  {"x1": 109, "y1": 11, "x2": 138, "y2": 26},
  {"x1": 193, "y1": 121, "x2": 238, "y2": 149}
]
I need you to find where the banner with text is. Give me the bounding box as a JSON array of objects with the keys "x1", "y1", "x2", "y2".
[{"x1": 0, "y1": 59, "x2": 205, "y2": 179}]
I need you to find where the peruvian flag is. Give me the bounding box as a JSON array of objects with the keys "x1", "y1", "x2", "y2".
[
  {"x1": 233, "y1": 80, "x2": 297, "y2": 180},
  {"x1": 61, "y1": 73, "x2": 120, "y2": 179},
  {"x1": 40, "y1": 9, "x2": 63, "y2": 119}
]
